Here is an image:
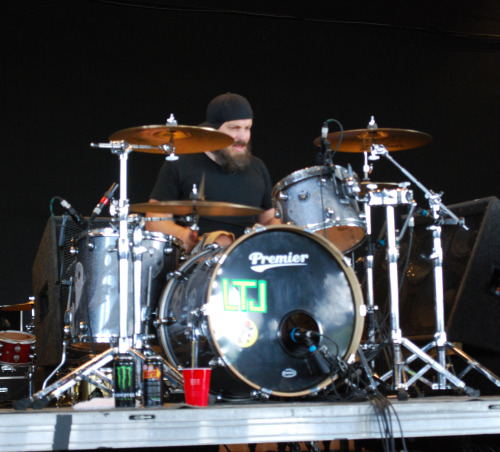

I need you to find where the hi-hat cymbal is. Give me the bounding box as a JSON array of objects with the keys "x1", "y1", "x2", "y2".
[
  {"x1": 131, "y1": 200, "x2": 264, "y2": 217},
  {"x1": 313, "y1": 128, "x2": 432, "y2": 152},
  {"x1": 0, "y1": 301, "x2": 34, "y2": 312},
  {"x1": 109, "y1": 125, "x2": 234, "y2": 154}
]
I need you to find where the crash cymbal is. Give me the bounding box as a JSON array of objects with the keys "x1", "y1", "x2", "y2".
[
  {"x1": 313, "y1": 128, "x2": 432, "y2": 152},
  {"x1": 0, "y1": 301, "x2": 34, "y2": 312},
  {"x1": 131, "y1": 200, "x2": 264, "y2": 217},
  {"x1": 109, "y1": 125, "x2": 234, "y2": 154}
]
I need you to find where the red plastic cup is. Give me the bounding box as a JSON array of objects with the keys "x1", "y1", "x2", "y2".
[{"x1": 182, "y1": 368, "x2": 212, "y2": 406}]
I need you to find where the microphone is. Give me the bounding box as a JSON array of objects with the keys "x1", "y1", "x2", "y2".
[
  {"x1": 290, "y1": 328, "x2": 319, "y2": 342},
  {"x1": 59, "y1": 199, "x2": 87, "y2": 229},
  {"x1": 89, "y1": 182, "x2": 118, "y2": 224},
  {"x1": 289, "y1": 328, "x2": 332, "y2": 374}
]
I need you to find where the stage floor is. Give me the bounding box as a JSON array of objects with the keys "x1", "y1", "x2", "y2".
[{"x1": 2, "y1": 395, "x2": 500, "y2": 451}]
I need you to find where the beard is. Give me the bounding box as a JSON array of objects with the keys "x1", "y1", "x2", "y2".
[{"x1": 212, "y1": 141, "x2": 252, "y2": 173}]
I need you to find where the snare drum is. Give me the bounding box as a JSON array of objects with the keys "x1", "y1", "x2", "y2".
[
  {"x1": 0, "y1": 331, "x2": 35, "y2": 365},
  {"x1": 157, "y1": 225, "x2": 364, "y2": 400},
  {"x1": 273, "y1": 165, "x2": 366, "y2": 253},
  {"x1": 69, "y1": 227, "x2": 183, "y2": 351}
]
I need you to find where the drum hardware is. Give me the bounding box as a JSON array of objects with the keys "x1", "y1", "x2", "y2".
[
  {"x1": 15, "y1": 140, "x2": 185, "y2": 411},
  {"x1": 108, "y1": 114, "x2": 234, "y2": 159},
  {"x1": 359, "y1": 183, "x2": 416, "y2": 349},
  {"x1": 364, "y1": 141, "x2": 500, "y2": 396}
]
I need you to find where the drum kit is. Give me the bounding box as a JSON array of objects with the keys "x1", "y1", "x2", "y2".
[{"x1": 11, "y1": 114, "x2": 500, "y2": 410}]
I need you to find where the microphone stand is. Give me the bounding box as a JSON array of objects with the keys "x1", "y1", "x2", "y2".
[
  {"x1": 370, "y1": 144, "x2": 500, "y2": 395},
  {"x1": 15, "y1": 141, "x2": 183, "y2": 410}
]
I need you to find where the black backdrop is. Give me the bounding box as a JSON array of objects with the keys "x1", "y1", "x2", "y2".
[{"x1": 2, "y1": 0, "x2": 500, "y2": 304}]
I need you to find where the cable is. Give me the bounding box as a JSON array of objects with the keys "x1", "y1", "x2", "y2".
[{"x1": 85, "y1": 0, "x2": 500, "y2": 43}]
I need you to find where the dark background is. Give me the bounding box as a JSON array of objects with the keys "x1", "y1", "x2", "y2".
[{"x1": 2, "y1": 0, "x2": 500, "y2": 305}]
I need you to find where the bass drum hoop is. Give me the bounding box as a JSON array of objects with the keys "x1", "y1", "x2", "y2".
[{"x1": 159, "y1": 225, "x2": 364, "y2": 398}]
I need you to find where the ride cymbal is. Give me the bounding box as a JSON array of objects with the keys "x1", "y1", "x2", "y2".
[
  {"x1": 313, "y1": 128, "x2": 432, "y2": 152},
  {"x1": 131, "y1": 200, "x2": 264, "y2": 217},
  {"x1": 109, "y1": 125, "x2": 234, "y2": 154}
]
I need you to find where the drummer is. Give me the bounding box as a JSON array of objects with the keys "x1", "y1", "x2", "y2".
[{"x1": 146, "y1": 92, "x2": 280, "y2": 253}]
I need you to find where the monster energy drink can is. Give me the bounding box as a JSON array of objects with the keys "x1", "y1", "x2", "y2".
[
  {"x1": 142, "y1": 357, "x2": 163, "y2": 407},
  {"x1": 114, "y1": 354, "x2": 136, "y2": 407}
]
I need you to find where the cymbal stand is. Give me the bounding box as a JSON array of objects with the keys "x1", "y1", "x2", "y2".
[
  {"x1": 14, "y1": 141, "x2": 182, "y2": 410},
  {"x1": 361, "y1": 197, "x2": 377, "y2": 346},
  {"x1": 370, "y1": 144, "x2": 500, "y2": 394}
]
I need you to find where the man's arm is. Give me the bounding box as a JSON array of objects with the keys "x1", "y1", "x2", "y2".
[
  {"x1": 259, "y1": 207, "x2": 281, "y2": 226},
  {"x1": 145, "y1": 199, "x2": 198, "y2": 252}
]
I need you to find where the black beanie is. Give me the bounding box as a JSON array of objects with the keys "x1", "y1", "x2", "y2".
[{"x1": 200, "y1": 93, "x2": 253, "y2": 129}]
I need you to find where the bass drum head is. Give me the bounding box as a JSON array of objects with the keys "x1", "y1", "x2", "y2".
[{"x1": 158, "y1": 225, "x2": 364, "y2": 399}]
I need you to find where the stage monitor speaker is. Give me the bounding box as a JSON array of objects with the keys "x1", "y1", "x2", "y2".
[
  {"x1": 372, "y1": 196, "x2": 500, "y2": 353},
  {"x1": 32, "y1": 216, "x2": 112, "y2": 368}
]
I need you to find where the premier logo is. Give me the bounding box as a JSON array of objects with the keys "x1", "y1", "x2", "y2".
[{"x1": 248, "y1": 251, "x2": 310, "y2": 273}]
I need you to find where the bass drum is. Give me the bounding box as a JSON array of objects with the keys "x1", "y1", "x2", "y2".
[{"x1": 157, "y1": 225, "x2": 364, "y2": 400}]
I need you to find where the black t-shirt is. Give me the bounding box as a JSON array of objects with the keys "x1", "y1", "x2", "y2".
[{"x1": 149, "y1": 153, "x2": 274, "y2": 237}]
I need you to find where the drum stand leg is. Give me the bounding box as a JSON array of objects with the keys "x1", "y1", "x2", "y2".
[
  {"x1": 369, "y1": 144, "x2": 500, "y2": 395},
  {"x1": 401, "y1": 219, "x2": 500, "y2": 392},
  {"x1": 377, "y1": 205, "x2": 478, "y2": 397}
]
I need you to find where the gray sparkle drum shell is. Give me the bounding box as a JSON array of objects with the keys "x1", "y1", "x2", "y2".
[
  {"x1": 273, "y1": 165, "x2": 366, "y2": 253},
  {"x1": 157, "y1": 225, "x2": 364, "y2": 399},
  {"x1": 70, "y1": 228, "x2": 183, "y2": 351}
]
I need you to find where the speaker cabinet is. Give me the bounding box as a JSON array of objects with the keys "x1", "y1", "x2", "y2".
[
  {"x1": 32, "y1": 216, "x2": 112, "y2": 368},
  {"x1": 372, "y1": 196, "x2": 500, "y2": 352}
]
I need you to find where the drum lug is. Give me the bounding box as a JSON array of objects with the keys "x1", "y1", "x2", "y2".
[
  {"x1": 318, "y1": 177, "x2": 328, "y2": 187},
  {"x1": 208, "y1": 357, "x2": 225, "y2": 368},
  {"x1": 155, "y1": 316, "x2": 177, "y2": 326},
  {"x1": 69, "y1": 245, "x2": 78, "y2": 255},
  {"x1": 204, "y1": 256, "x2": 220, "y2": 268},
  {"x1": 325, "y1": 207, "x2": 335, "y2": 218},
  {"x1": 277, "y1": 191, "x2": 288, "y2": 201},
  {"x1": 1, "y1": 364, "x2": 13, "y2": 373},
  {"x1": 78, "y1": 322, "x2": 89, "y2": 333},
  {"x1": 168, "y1": 270, "x2": 187, "y2": 281},
  {"x1": 252, "y1": 224, "x2": 267, "y2": 234}
]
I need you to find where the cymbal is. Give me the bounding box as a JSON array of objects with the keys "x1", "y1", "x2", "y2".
[
  {"x1": 109, "y1": 125, "x2": 234, "y2": 154},
  {"x1": 131, "y1": 200, "x2": 264, "y2": 217},
  {"x1": 0, "y1": 301, "x2": 34, "y2": 312},
  {"x1": 313, "y1": 128, "x2": 432, "y2": 152}
]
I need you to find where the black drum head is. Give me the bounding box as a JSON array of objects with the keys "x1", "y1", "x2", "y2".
[{"x1": 205, "y1": 226, "x2": 363, "y2": 397}]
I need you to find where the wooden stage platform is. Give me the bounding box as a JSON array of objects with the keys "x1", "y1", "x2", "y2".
[{"x1": 2, "y1": 395, "x2": 500, "y2": 451}]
